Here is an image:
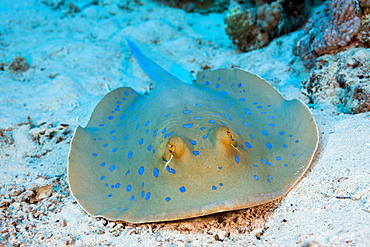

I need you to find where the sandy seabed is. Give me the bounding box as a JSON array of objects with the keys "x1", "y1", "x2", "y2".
[{"x1": 1, "y1": 0, "x2": 369, "y2": 246}]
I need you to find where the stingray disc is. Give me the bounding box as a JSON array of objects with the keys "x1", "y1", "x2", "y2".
[{"x1": 68, "y1": 41, "x2": 318, "y2": 224}]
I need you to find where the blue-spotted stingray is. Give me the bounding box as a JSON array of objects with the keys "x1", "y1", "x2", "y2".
[{"x1": 68, "y1": 38, "x2": 318, "y2": 223}]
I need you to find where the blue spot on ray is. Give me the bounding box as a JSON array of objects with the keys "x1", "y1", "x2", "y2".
[
  {"x1": 262, "y1": 130, "x2": 269, "y2": 136},
  {"x1": 166, "y1": 166, "x2": 176, "y2": 174},
  {"x1": 164, "y1": 131, "x2": 174, "y2": 138},
  {"x1": 128, "y1": 151, "x2": 133, "y2": 159},
  {"x1": 224, "y1": 113, "x2": 232, "y2": 120},
  {"x1": 183, "y1": 123, "x2": 193, "y2": 128},
  {"x1": 139, "y1": 138, "x2": 144, "y2": 145},
  {"x1": 138, "y1": 166, "x2": 145, "y2": 175},
  {"x1": 179, "y1": 186, "x2": 186, "y2": 193},
  {"x1": 153, "y1": 168, "x2": 159, "y2": 178}
]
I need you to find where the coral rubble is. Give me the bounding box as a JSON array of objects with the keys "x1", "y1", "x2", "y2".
[
  {"x1": 304, "y1": 48, "x2": 370, "y2": 114},
  {"x1": 8, "y1": 56, "x2": 30, "y2": 73},
  {"x1": 294, "y1": 0, "x2": 370, "y2": 69},
  {"x1": 225, "y1": 0, "x2": 314, "y2": 52}
]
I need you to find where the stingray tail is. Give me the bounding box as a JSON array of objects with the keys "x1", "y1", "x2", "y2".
[{"x1": 125, "y1": 37, "x2": 183, "y2": 87}]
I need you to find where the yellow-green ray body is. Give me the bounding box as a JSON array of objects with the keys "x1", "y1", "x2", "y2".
[{"x1": 68, "y1": 39, "x2": 318, "y2": 223}]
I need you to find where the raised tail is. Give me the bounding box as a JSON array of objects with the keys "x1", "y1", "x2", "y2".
[{"x1": 125, "y1": 37, "x2": 184, "y2": 88}]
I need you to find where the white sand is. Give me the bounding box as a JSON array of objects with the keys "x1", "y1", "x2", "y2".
[{"x1": 1, "y1": 0, "x2": 369, "y2": 246}]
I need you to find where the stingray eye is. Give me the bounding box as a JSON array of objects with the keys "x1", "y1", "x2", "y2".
[
  {"x1": 168, "y1": 144, "x2": 175, "y2": 153},
  {"x1": 215, "y1": 126, "x2": 235, "y2": 146},
  {"x1": 226, "y1": 130, "x2": 238, "y2": 147},
  {"x1": 227, "y1": 130, "x2": 233, "y2": 139},
  {"x1": 164, "y1": 136, "x2": 186, "y2": 159}
]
